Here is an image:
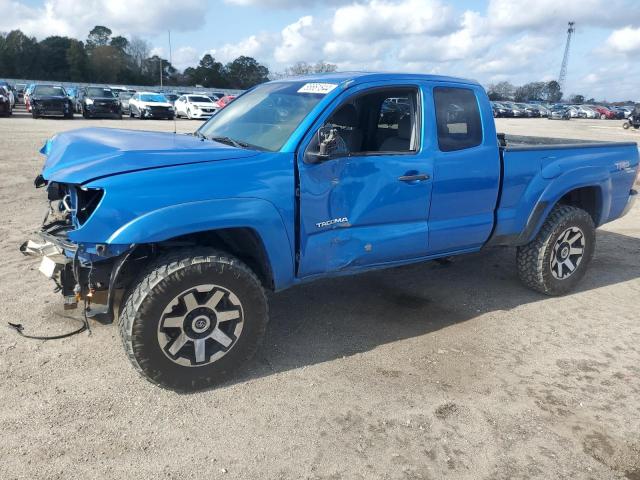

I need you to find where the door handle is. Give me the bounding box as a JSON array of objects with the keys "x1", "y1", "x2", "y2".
[{"x1": 398, "y1": 173, "x2": 430, "y2": 182}]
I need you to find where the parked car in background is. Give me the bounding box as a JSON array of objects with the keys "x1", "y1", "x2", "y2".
[
  {"x1": 66, "y1": 87, "x2": 82, "y2": 112},
  {"x1": 175, "y1": 94, "x2": 218, "y2": 119},
  {"x1": 549, "y1": 107, "x2": 571, "y2": 120},
  {"x1": 128, "y1": 92, "x2": 175, "y2": 119},
  {"x1": 623, "y1": 105, "x2": 640, "y2": 130},
  {"x1": 79, "y1": 86, "x2": 122, "y2": 119},
  {"x1": 215, "y1": 95, "x2": 236, "y2": 109},
  {"x1": 502, "y1": 101, "x2": 525, "y2": 117},
  {"x1": 164, "y1": 93, "x2": 179, "y2": 106},
  {"x1": 594, "y1": 106, "x2": 616, "y2": 120},
  {"x1": 30, "y1": 84, "x2": 74, "y2": 119},
  {"x1": 0, "y1": 81, "x2": 16, "y2": 108},
  {"x1": 118, "y1": 92, "x2": 133, "y2": 115},
  {"x1": 15, "y1": 83, "x2": 27, "y2": 103},
  {"x1": 609, "y1": 106, "x2": 628, "y2": 120},
  {"x1": 24, "y1": 84, "x2": 36, "y2": 111},
  {"x1": 491, "y1": 101, "x2": 509, "y2": 117},
  {"x1": 620, "y1": 106, "x2": 634, "y2": 118},
  {"x1": 535, "y1": 105, "x2": 550, "y2": 117},
  {"x1": 108, "y1": 86, "x2": 129, "y2": 97},
  {"x1": 575, "y1": 106, "x2": 597, "y2": 119},
  {"x1": 0, "y1": 85, "x2": 13, "y2": 116}
]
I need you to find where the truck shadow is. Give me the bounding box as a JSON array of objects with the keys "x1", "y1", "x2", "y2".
[{"x1": 234, "y1": 229, "x2": 640, "y2": 385}]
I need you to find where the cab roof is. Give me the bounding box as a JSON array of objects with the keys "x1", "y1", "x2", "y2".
[{"x1": 271, "y1": 71, "x2": 480, "y2": 88}]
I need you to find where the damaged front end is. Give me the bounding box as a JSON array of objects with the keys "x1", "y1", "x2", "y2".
[{"x1": 21, "y1": 177, "x2": 134, "y2": 322}]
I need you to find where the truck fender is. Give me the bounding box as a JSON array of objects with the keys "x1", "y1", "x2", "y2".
[
  {"x1": 106, "y1": 197, "x2": 294, "y2": 289},
  {"x1": 521, "y1": 165, "x2": 611, "y2": 244}
]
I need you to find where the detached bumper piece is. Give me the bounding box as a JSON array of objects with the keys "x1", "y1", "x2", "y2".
[{"x1": 20, "y1": 233, "x2": 78, "y2": 309}]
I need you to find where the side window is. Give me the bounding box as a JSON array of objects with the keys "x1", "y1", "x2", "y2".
[
  {"x1": 433, "y1": 87, "x2": 482, "y2": 152},
  {"x1": 313, "y1": 87, "x2": 419, "y2": 158}
]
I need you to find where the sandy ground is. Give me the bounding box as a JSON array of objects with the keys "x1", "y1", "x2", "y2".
[{"x1": 1, "y1": 109, "x2": 639, "y2": 480}]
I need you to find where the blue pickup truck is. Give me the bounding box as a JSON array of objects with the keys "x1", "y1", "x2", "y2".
[{"x1": 22, "y1": 73, "x2": 638, "y2": 391}]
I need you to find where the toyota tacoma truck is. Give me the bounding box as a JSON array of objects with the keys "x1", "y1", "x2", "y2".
[{"x1": 21, "y1": 73, "x2": 639, "y2": 391}]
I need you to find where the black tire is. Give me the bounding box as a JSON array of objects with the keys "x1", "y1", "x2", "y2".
[
  {"x1": 517, "y1": 205, "x2": 595, "y2": 296},
  {"x1": 31, "y1": 111, "x2": 38, "y2": 119},
  {"x1": 119, "y1": 248, "x2": 268, "y2": 392}
]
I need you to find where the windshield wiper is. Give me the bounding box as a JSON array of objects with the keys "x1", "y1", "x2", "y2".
[
  {"x1": 194, "y1": 131, "x2": 207, "y2": 141},
  {"x1": 210, "y1": 136, "x2": 245, "y2": 148}
]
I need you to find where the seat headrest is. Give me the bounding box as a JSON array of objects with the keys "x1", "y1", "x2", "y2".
[
  {"x1": 398, "y1": 115, "x2": 411, "y2": 139},
  {"x1": 331, "y1": 104, "x2": 358, "y2": 127}
]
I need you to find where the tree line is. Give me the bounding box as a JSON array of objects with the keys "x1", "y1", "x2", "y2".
[
  {"x1": 0, "y1": 26, "x2": 278, "y2": 89},
  {"x1": 487, "y1": 81, "x2": 564, "y2": 103}
]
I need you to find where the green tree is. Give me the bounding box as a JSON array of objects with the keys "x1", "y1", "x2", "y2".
[
  {"x1": 225, "y1": 56, "x2": 269, "y2": 89},
  {"x1": 569, "y1": 94, "x2": 585, "y2": 104},
  {"x1": 37, "y1": 36, "x2": 73, "y2": 80},
  {"x1": 66, "y1": 40, "x2": 89, "y2": 81},
  {"x1": 87, "y1": 26, "x2": 112, "y2": 49},
  {"x1": 543, "y1": 81, "x2": 562, "y2": 102},
  {"x1": 110, "y1": 35, "x2": 129, "y2": 52},
  {"x1": 487, "y1": 81, "x2": 515, "y2": 101},
  {"x1": 186, "y1": 54, "x2": 227, "y2": 87},
  {"x1": 0, "y1": 30, "x2": 39, "y2": 78}
]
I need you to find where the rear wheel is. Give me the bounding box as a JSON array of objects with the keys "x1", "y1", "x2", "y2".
[
  {"x1": 517, "y1": 205, "x2": 595, "y2": 296},
  {"x1": 119, "y1": 248, "x2": 268, "y2": 392}
]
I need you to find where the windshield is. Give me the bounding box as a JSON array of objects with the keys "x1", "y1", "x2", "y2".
[
  {"x1": 87, "y1": 87, "x2": 114, "y2": 98},
  {"x1": 188, "y1": 96, "x2": 213, "y2": 103},
  {"x1": 198, "y1": 82, "x2": 329, "y2": 152},
  {"x1": 119, "y1": 93, "x2": 132, "y2": 100},
  {"x1": 34, "y1": 85, "x2": 66, "y2": 96},
  {"x1": 140, "y1": 93, "x2": 168, "y2": 103}
]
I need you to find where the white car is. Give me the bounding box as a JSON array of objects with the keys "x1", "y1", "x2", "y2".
[
  {"x1": 128, "y1": 92, "x2": 175, "y2": 119},
  {"x1": 174, "y1": 94, "x2": 219, "y2": 119},
  {"x1": 577, "y1": 106, "x2": 597, "y2": 119}
]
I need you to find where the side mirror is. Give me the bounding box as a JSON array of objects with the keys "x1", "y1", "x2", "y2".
[{"x1": 303, "y1": 126, "x2": 345, "y2": 164}]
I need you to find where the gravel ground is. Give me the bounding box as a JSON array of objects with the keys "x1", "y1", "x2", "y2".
[{"x1": 1, "y1": 109, "x2": 639, "y2": 480}]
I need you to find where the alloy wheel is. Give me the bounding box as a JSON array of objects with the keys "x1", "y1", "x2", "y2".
[
  {"x1": 550, "y1": 227, "x2": 585, "y2": 280},
  {"x1": 157, "y1": 284, "x2": 244, "y2": 367}
]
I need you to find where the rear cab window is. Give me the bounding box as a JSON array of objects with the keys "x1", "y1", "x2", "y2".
[{"x1": 433, "y1": 87, "x2": 482, "y2": 152}]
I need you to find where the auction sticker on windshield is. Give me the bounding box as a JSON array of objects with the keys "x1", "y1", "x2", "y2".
[{"x1": 297, "y1": 83, "x2": 338, "y2": 94}]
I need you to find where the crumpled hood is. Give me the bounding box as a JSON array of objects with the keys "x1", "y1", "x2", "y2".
[{"x1": 41, "y1": 127, "x2": 260, "y2": 184}]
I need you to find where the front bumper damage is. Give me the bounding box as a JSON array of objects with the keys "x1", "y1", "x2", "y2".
[{"x1": 21, "y1": 226, "x2": 134, "y2": 323}]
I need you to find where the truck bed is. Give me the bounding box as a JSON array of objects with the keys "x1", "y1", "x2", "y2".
[
  {"x1": 489, "y1": 134, "x2": 639, "y2": 247},
  {"x1": 499, "y1": 133, "x2": 637, "y2": 150}
]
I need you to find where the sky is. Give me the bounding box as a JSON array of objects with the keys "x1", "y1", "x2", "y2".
[{"x1": 2, "y1": 0, "x2": 640, "y2": 100}]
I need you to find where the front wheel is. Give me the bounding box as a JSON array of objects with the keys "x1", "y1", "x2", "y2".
[
  {"x1": 517, "y1": 205, "x2": 595, "y2": 296},
  {"x1": 119, "y1": 249, "x2": 268, "y2": 392},
  {"x1": 623, "y1": 122, "x2": 630, "y2": 129}
]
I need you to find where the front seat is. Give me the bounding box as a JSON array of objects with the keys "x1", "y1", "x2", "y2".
[
  {"x1": 329, "y1": 104, "x2": 362, "y2": 153},
  {"x1": 379, "y1": 115, "x2": 411, "y2": 151}
]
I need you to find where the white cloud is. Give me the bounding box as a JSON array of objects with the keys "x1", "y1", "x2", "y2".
[
  {"x1": 225, "y1": 0, "x2": 346, "y2": 6},
  {"x1": 487, "y1": 0, "x2": 640, "y2": 32},
  {"x1": 332, "y1": 0, "x2": 455, "y2": 41},
  {"x1": 273, "y1": 16, "x2": 324, "y2": 64},
  {"x1": 0, "y1": 0, "x2": 208, "y2": 39},
  {"x1": 210, "y1": 33, "x2": 276, "y2": 63},
  {"x1": 604, "y1": 26, "x2": 640, "y2": 56}
]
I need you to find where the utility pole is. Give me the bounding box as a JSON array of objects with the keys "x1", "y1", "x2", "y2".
[
  {"x1": 558, "y1": 21, "x2": 575, "y2": 92},
  {"x1": 159, "y1": 56, "x2": 163, "y2": 88}
]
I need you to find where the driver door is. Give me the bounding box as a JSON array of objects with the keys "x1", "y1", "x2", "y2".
[{"x1": 296, "y1": 83, "x2": 433, "y2": 278}]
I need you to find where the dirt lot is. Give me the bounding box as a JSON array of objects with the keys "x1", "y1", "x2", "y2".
[{"x1": 1, "y1": 109, "x2": 639, "y2": 480}]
